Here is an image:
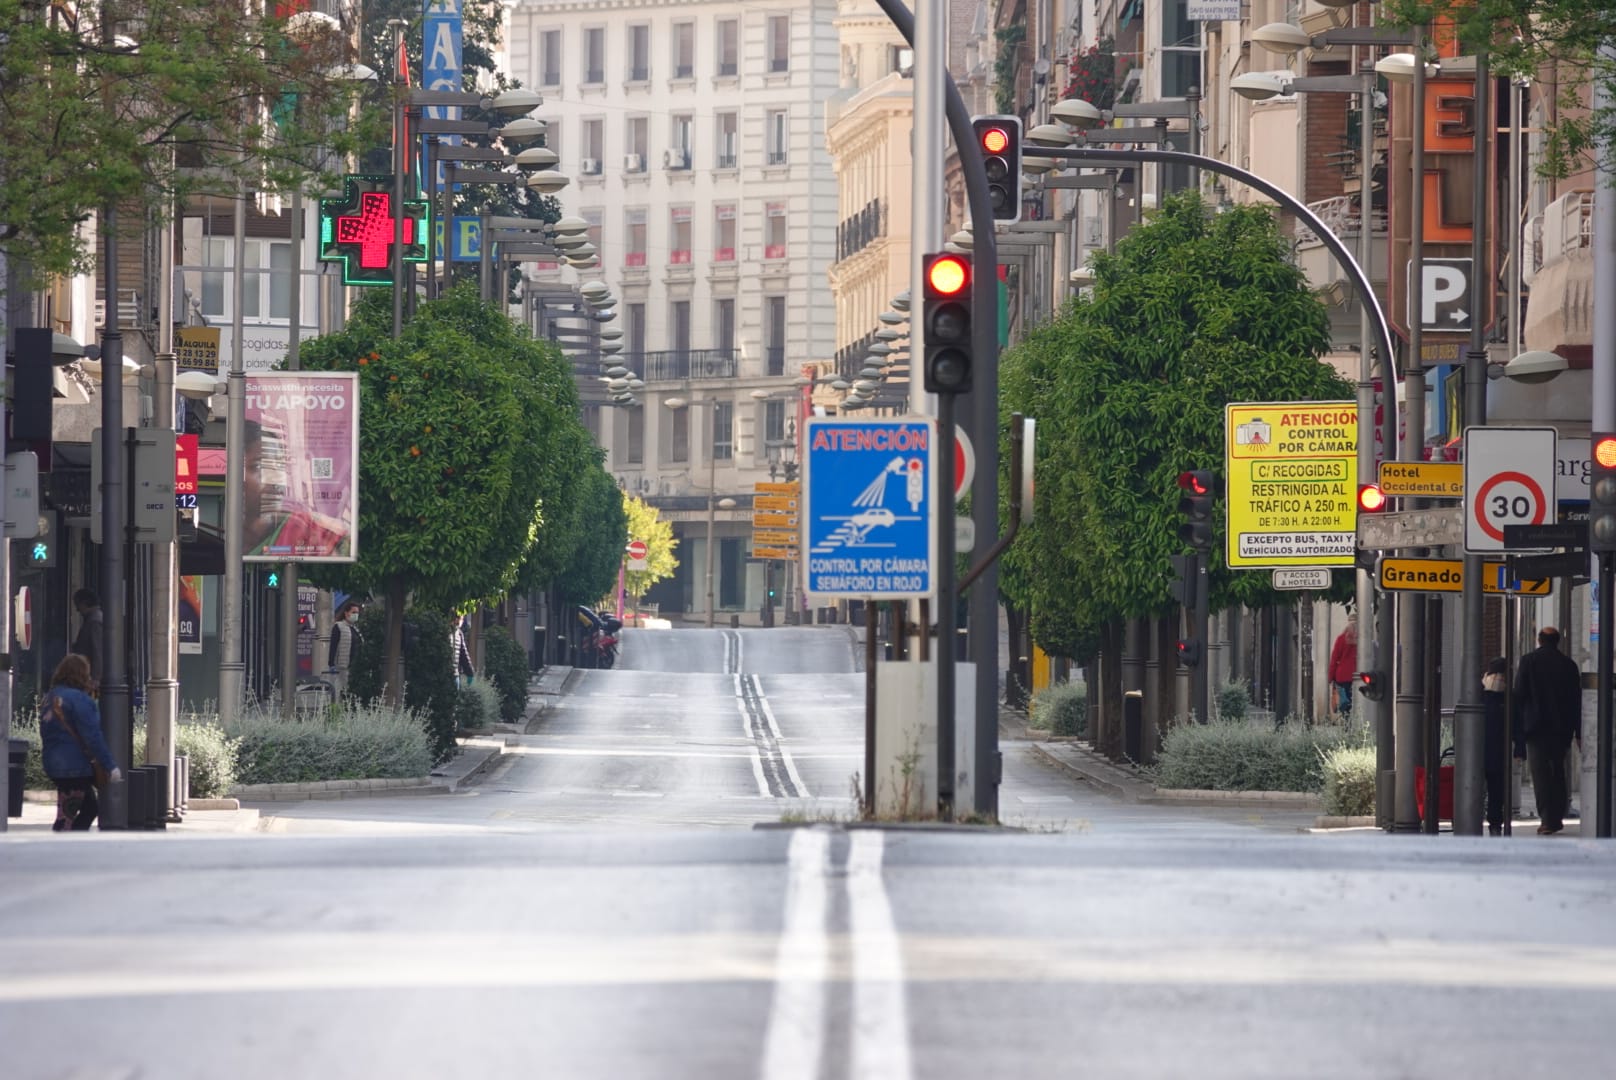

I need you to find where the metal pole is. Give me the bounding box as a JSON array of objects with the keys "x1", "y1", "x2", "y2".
[
  {"x1": 425, "y1": 137, "x2": 438, "y2": 300},
  {"x1": 705, "y1": 412, "x2": 716, "y2": 629},
  {"x1": 908, "y1": 0, "x2": 944, "y2": 418},
  {"x1": 390, "y1": 18, "x2": 408, "y2": 339},
  {"x1": 279, "y1": 187, "x2": 303, "y2": 716},
  {"x1": 1394, "y1": 46, "x2": 1428, "y2": 832},
  {"x1": 937, "y1": 393, "x2": 958, "y2": 820},
  {"x1": 865, "y1": 600, "x2": 877, "y2": 815},
  {"x1": 218, "y1": 186, "x2": 248, "y2": 723},
  {"x1": 479, "y1": 211, "x2": 493, "y2": 302},
  {"x1": 1592, "y1": 45, "x2": 1616, "y2": 838},
  {"x1": 1453, "y1": 54, "x2": 1491, "y2": 836},
  {"x1": 1186, "y1": 84, "x2": 1202, "y2": 191},
  {"x1": 1424, "y1": 596, "x2": 1443, "y2": 832},
  {"x1": 1508, "y1": 78, "x2": 1525, "y2": 362},
  {"x1": 97, "y1": 202, "x2": 131, "y2": 830},
  {"x1": 1357, "y1": 72, "x2": 1393, "y2": 826},
  {"x1": 146, "y1": 187, "x2": 178, "y2": 820}
]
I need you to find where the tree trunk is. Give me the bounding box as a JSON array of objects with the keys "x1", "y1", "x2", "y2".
[{"x1": 384, "y1": 575, "x2": 407, "y2": 707}]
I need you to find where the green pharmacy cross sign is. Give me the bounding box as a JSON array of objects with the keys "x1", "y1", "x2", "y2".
[{"x1": 318, "y1": 174, "x2": 428, "y2": 287}]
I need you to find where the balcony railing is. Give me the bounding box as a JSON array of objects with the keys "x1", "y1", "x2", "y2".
[
  {"x1": 637, "y1": 348, "x2": 739, "y2": 381},
  {"x1": 766, "y1": 345, "x2": 785, "y2": 376},
  {"x1": 836, "y1": 198, "x2": 887, "y2": 262},
  {"x1": 1295, "y1": 195, "x2": 1387, "y2": 246}
]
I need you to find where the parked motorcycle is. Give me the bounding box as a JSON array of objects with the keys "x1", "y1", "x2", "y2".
[{"x1": 575, "y1": 606, "x2": 622, "y2": 670}]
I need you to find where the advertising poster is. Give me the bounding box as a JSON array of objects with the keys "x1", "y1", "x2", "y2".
[
  {"x1": 1225, "y1": 402, "x2": 1358, "y2": 569},
  {"x1": 179, "y1": 575, "x2": 203, "y2": 654},
  {"x1": 297, "y1": 584, "x2": 318, "y2": 678},
  {"x1": 175, "y1": 327, "x2": 220, "y2": 375},
  {"x1": 243, "y1": 371, "x2": 360, "y2": 563}
]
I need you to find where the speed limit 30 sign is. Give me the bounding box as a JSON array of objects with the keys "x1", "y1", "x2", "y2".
[{"x1": 1463, "y1": 427, "x2": 1558, "y2": 554}]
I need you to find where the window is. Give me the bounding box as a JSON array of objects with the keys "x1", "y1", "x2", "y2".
[
  {"x1": 713, "y1": 205, "x2": 737, "y2": 262},
  {"x1": 583, "y1": 119, "x2": 604, "y2": 170},
  {"x1": 583, "y1": 208, "x2": 604, "y2": 258},
  {"x1": 715, "y1": 298, "x2": 735, "y2": 353},
  {"x1": 764, "y1": 400, "x2": 786, "y2": 446},
  {"x1": 712, "y1": 401, "x2": 734, "y2": 461},
  {"x1": 625, "y1": 406, "x2": 644, "y2": 465},
  {"x1": 670, "y1": 208, "x2": 692, "y2": 264},
  {"x1": 764, "y1": 203, "x2": 787, "y2": 259},
  {"x1": 670, "y1": 407, "x2": 689, "y2": 463},
  {"x1": 889, "y1": 45, "x2": 913, "y2": 75},
  {"x1": 584, "y1": 28, "x2": 605, "y2": 83},
  {"x1": 672, "y1": 21, "x2": 694, "y2": 79},
  {"x1": 543, "y1": 119, "x2": 560, "y2": 156},
  {"x1": 198, "y1": 237, "x2": 290, "y2": 321},
  {"x1": 539, "y1": 29, "x2": 562, "y2": 87},
  {"x1": 716, "y1": 19, "x2": 738, "y2": 76},
  {"x1": 626, "y1": 208, "x2": 647, "y2": 266},
  {"x1": 716, "y1": 112, "x2": 738, "y2": 168},
  {"x1": 768, "y1": 15, "x2": 789, "y2": 73},
  {"x1": 672, "y1": 114, "x2": 692, "y2": 155},
  {"x1": 767, "y1": 111, "x2": 788, "y2": 165},
  {"x1": 670, "y1": 300, "x2": 691, "y2": 353},
  {"x1": 628, "y1": 24, "x2": 650, "y2": 82},
  {"x1": 626, "y1": 303, "x2": 646, "y2": 358},
  {"x1": 766, "y1": 296, "x2": 787, "y2": 375},
  {"x1": 1160, "y1": 0, "x2": 1202, "y2": 100},
  {"x1": 627, "y1": 117, "x2": 648, "y2": 169}
]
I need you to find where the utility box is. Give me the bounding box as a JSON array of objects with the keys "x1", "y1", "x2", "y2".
[{"x1": 873, "y1": 660, "x2": 976, "y2": 818}]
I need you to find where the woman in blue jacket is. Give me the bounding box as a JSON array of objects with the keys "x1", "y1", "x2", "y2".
[{"x1": 39, "y1": 653, "x2": 121, "y2": 831}]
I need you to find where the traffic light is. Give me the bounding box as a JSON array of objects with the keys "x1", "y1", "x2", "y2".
[
  {"x1": 1357, "y1": 482, "x2": 1388, "y2": 514},
  {"x1": 1177, "y1": 470, "x2": 1217, "y2": 552},
  {"x1": 1176, "y1": 638, "x2": 1204, "y2": 668},
  {"x1": 1169, "y1": 553, "x2": 1196, "y2": 608},
  {"x1": 266, "y1": 570, "x2": 281, "y2": 590},
  {"x1": 1356, "y1": 670, "x2": 1387, "y2": 702},
  {"x1": 1590, "y1": 433, "x2": 1616, "y2": 553},
  {"x1": 973, "y1": 115, "x2": 1022, "y2": 222},
  {"x1": 922, "y1": 251, "x2": 973, "y2": 394}
]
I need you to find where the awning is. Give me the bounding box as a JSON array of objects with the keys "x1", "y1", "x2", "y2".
[{"x1": 1524, "y1": 248, "x2": 1594, "y2": 366}]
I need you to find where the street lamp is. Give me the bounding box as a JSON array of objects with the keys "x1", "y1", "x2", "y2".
[{"x1": 664, "y1": 395, "x2": 731, "y2": 627}]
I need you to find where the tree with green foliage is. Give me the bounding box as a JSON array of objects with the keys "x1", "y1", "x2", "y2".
[
  {"x1": 999, "y1": 193, "x2": 1354, "y2": 661},
  {"x1": 298, "y1": 285, "x2": 598, "y2": 701},
  {"x1": 0, "y1": 0, "x2": 381, "y2": 281},
  {"x1": 553, "y1": 466, "x2": 630, "y2": 607},
  {"x1": 1380, "y1": 1, "x2": 1615, "y2": 179},
  {"x1": 622, "y1": 493, "x2": 680, "y2": 608}
]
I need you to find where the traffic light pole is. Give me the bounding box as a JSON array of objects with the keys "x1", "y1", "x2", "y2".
[
  {"x1": 1192, "y1": 555, "x2": 1209, "y2": 723},
  {"x1": 1591, "y1": 47, "x2": 1616, "y2": 838}
]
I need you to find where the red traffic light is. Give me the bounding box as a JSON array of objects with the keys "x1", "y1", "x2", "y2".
[
  {"x1": 1177, "y1": 471, "x2": 1211, "y2": 496},
  {"x1": 926, "y1": 254, "x2": 970, "y2": 297},
  {"x1": 1357, "y1": 483, "x2": 1388, "y2": 513},
  {"x1": 981, "y1": 126, "x2": 1010, "y2": 154},
  {"x1": 1356, "y1": 670, "x2": 1387, "y2": 702},
  {"x1": 1595, "y1": 436, "x2": 1616, "y2": 469}
]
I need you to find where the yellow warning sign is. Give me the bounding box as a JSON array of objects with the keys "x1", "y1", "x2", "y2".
[{"x1": 1225, "y1": 402, "x2": 1358, "y2": 568}]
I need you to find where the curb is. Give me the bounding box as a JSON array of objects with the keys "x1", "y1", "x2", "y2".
[
  {"x1": 1314, "y1": 814, "x2": 1379, "y2": 830},
  {"x1": 1029, "y1": 742, "x2": 1144, "y2": 803},
  {"x1": 1144, "y1": 789, "x2": 1323, "y2": 810},
  {"x1": 232, "y1": 777, "x2": 447, "y2": 802}
]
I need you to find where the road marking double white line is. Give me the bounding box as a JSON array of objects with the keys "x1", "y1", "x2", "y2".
[
  {"x1": 847, "y1": 830, "x2": 912, "y2": 1080},
  {"x1": 760, "y1": 829, "x2": 830, "y2": 1080}
]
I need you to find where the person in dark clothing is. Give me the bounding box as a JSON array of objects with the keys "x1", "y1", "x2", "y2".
[
  {"x1": 1481, "y1": 657, "x2": 1523, "y2": 836},
  {"x1": 451, "y1": 613, "x2": 475, "y2": 686},
  {"x1": 39, "y1": 654, "x2": 120, "y2": 831},
  {"x1": 70, "y1": 588, "x2": 104, "y2": 691},
  {"x1": 327, "y1": 600, "x2": 363, "y2": 697},
  {"x1": 1513, "y1": 628, "x2": 1583, "y2": 834}
]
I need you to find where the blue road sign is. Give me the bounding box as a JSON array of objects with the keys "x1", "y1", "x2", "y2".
[{"x1": 803, "y1": 416, "x2": 937, "y2": 599}]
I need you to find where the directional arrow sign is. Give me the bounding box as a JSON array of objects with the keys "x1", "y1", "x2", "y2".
[
  {"x1": 753, "y1": 512, "x2": 799, "y2": 530},
  {"x1": 755, "y1": 481, "x2": 800, "y2": 496},
  {"x1": 755, "y1": 495, "x2": 798, "y2": 513},
  {"x1": 753, "y1": 529, "x2": 799, "y2": 547},
  {"x1": 1379, "y1": 557, "x2": 1551, "y2": 595},
  {"x1": 1501, "y1": 521, "x2": 1585, "y2": 550}
]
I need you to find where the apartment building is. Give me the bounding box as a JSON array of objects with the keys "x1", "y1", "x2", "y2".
[{"x1": 506, "y1": 0, "x2": 840, "y2": 621}]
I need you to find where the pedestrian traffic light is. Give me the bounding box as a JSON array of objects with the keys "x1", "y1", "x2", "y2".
[
  {"x1": 1176, "y1": 637, "x2": 1204, "y2": 668},
  {"x1": 1177, "y1": 470, "x2": 1218, "y2": 552},
  {"x1": 1169, "y1": 553, "x2": 1196, "y2": 608},
  {"x1": 1356, "y1": 670, "x2": 1387, "y2": 702},
  {"x1": 1590, "y1": 433, "x2": 1616, "y2": 553},
  {"x1": 266, "y1": 570, "x2": 281, "y2": 589},
  {"x1": 922, "y1": 251, "x2": 973, "y2": 394},
  {"x1": 1357, "y1": 482, "x2": 1388, "y2": 514},
  {"x1": 973, "y1": 115, "x2": 1023, "y2": 222}
]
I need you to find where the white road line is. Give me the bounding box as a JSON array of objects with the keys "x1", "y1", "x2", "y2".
[
  {"x1": 760, "y1": 829, "x2": 830, "y2": 1080},
  {"x1": 749, "y1": 747, "x2": 771, "y2": 798},
  {"x1": 753, "y1": 677, "x2": 811, "y2": 799},
  {"x1": 735, "y1": 629, "x2": 745, "y2": 674},
  {"x1": 847, "y1": 831, "x2": 913, "y2": 1080}
]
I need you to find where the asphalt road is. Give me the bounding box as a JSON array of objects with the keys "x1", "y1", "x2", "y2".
[{"x1": 3, "y1": 626, "x2": 1614, "y2": 1079}]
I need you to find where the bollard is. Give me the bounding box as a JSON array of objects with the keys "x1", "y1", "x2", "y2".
[
  {"x1": 125, "y1": 768, "x2": 150, "y2": 831},
  {"x1": 145, "y1": 763, "x2": 169, "y2": 829},
  {"x1": 174, "y1": 754, "x2": 190, "y2": 817},
  {"x1": 1123, "y1": 690, "x2": 1144, "y2": 764}
]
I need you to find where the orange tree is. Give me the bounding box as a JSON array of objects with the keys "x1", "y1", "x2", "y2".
[
  {"x1": 299, "y1": 285, "x2": 604, "y2": 700},
  {"x1": 999, "y1": 192, "x2": 1353, "y2": 661}
]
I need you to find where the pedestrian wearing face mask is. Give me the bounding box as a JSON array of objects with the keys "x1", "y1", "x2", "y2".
[{"x1": 327, "y1": 600, "x2": 364, "y2": 698}]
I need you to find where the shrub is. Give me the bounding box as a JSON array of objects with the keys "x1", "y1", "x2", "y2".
[
  {"x1": 225, "y1": 700, "x2": 432, "y2": 786},
  {"x1": 482, "y1": 625, "x2": 530, "y2": 723},
  {"x1": 1155, "y1": 720, "x2": 1362, "y2": 793},
  {"x1": 454, "y1": 680, "x2": 501, "y2": 733},
  {"x1": 1321, "y1": 744, "x2": 1376, "y2": 816},
  {"x1": 1215, "y1": 679, "x2": 1251, "y2": 722},
  {"x1": 346, "y1": 605, "x2": 459, "y2": 763},
  {"x1": 166, "y1": 712, "x2": 241, "y2": 798},
  {"x1": 1030, "y1": 681, "x2": 1087, "y2": 737},
  {"x1": 12, "y1": 720, "x2": 48, "y2": 791}
]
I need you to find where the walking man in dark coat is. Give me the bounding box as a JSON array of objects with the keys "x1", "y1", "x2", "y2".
[{"x1": 1513, "y1": 627, "x2": 1583, "y2": 834}]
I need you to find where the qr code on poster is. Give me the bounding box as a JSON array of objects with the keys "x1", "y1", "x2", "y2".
[{"x1": 311, "y1": 458, "x2": 334, "y2": 480}]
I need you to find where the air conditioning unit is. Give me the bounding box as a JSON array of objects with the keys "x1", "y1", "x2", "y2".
[
  {"x1": 663, "y1": 148, "x2": 690, "y2": 170},
  {"x1": 580, "y1": 157, "x2": 602, "y2": 175},
  {"x1": 624, "y1": 153, "x2": 644, "y2": 173}
]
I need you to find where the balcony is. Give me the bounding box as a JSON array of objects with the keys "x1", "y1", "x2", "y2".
[
  {"x1": 637, "y1": 348, "x2": 739, "y2": 381},
  {"x1": 1294, "y1": 195, "x2": 1386, "y2": 246},
  {"x1": 836, "y1": 198, "x2": 887, "y2": 262}
]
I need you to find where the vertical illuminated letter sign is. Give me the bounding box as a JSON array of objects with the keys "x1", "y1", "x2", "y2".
[
  {"x1": 422, "y1": 0, "x2": 464, "y2": 194},
  {"x1": 318, "y1": 175, "x2": 428, "y2": 287}
]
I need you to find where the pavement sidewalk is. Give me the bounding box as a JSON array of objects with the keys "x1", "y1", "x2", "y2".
[{"x1": 6, "y1": 799, "x2": 261, "y2": 835}]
